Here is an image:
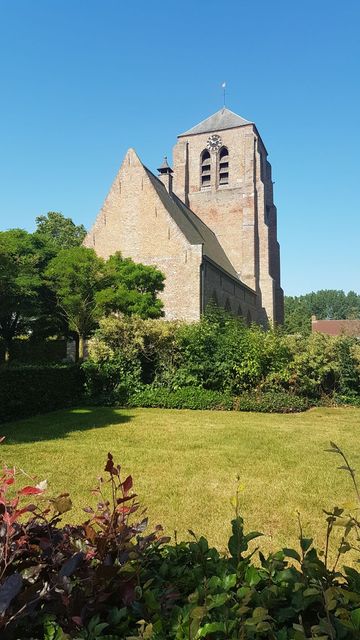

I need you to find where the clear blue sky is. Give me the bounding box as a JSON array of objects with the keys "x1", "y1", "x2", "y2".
[{"x1": 0, "y1": 0, "x2": 359, "y2": 296}]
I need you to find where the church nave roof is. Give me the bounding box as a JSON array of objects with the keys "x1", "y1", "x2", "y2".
[{"x1": 144, "y1": 166, "x2": 239, "y2": 280}]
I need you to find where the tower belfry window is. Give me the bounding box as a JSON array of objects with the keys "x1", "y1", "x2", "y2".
[
  {"x1": 218, "y1": 147, "x2": 229, "y2": 185},
  {"x1": 201, "y1": 150, "x2": 211, "y2": 187}
]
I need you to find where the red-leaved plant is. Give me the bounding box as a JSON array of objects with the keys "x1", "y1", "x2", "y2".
[{"x1": 0, "y1": 442, "x2": 168, "y2": 639}]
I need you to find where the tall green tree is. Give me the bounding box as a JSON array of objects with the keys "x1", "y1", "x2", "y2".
[
  {"x1": 46, "y1": 249, "x2": 165, "y2": 360},
  {"x1": 31, "y1": 212, "x2": 87, "y2": 341},
  {"x1": 34, "y1": 211, "x2": 86, "y2": 252},
  {"x1": 45, "y1": 247, "x2": 106, "y2": 361},
  {"x1": 0, "y1": 229, "x2": 43, "y2": 362},
  {"x1": 96, "y1": 252, "x2": 165, "y2": 319}
]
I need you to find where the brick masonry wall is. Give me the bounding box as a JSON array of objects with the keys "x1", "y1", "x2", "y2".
[
  {"x1": 173, "y1": 124, "x2": 283, "y2": 325},
  {"x1": 203, "y1": 260, "x2": 257, "y2": 322}
]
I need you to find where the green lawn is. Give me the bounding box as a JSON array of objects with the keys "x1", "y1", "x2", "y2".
[{"x1": 1, "y1": 406, "x2": 359, "y2": 558}]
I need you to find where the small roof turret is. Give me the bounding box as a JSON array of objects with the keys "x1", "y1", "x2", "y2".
[{"x1": 157, "y1": 156, "x2": 173, "y2": 175}]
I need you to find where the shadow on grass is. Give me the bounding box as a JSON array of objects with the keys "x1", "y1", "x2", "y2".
[{"x1": 0, "y1": 406, "x2": 134, "y2": 445}]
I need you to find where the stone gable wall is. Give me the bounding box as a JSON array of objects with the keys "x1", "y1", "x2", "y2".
[{"x1": 84, "y1": 149, "x2": 202, "y2": 322}]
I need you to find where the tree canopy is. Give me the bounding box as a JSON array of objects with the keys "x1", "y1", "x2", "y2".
[
  {"x1": 1, "y1": 213, "x2": 165, "y2": 362},
  {"x1": 34, "y1": 211, "x2": 87, "y2": 252},
  {"x1": 0, "y1": 229, "x2": 44, "y2": 361},
  {"x1": 45, "y1": 247, "x2": 107, "y2": 360},
  {"x1": 96, "y1": 252, "x2": 164, "y2": 319},
  {"x1": 45, "y1": 249, "x2": 165, "y2": 361}
]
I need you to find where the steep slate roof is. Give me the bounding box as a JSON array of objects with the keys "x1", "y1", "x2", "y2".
[
  {"x1": 144, "y1": 167, "x2": 239, "y2": 279},
  {"x1": 178, "y1": 108, "x2": 252, "y2": 137}
]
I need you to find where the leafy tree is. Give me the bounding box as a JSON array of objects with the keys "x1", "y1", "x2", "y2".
[
  {"x1": 284, "y1": 296, "x2": 312, "y2": 334},
  {"x1": 30, "y1": 213, "x2": 87, "y2": 341},
  {"x1": 45, "y1": 247, "x2": 106, "y2": 361},
  {"x1": 95, "y1": 252, "x2": 165, "y2": 319},
  {"x1": 0, "y1": 229, "x2": 43, "y2": 362},
  {"x1": 284, "y1": 289, "x2": 360, "y2": 335},
  {"x1": 34, "y1": 211, "x2": 86, "y2": 251}
]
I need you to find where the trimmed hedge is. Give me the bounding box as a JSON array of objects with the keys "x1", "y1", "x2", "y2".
[
  {"x1": 0, "y1": 365, "x2": 84, "y2": 423},
  {"x1": 128, "y1": 387, "x2": 233, "y2": 410},
  {"x1": 128, "y1": 387, "x2": 310, "y2": 413},
  {"x1": 234, "y1": 390, "x2": 311, "y2": 413},
  {"x1": 0, "y1": 338, "x2": 67, "y2": 364}
]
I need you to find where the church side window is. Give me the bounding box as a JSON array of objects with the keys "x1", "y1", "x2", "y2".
[
  {"x1": 218, "y1": 147, "x2": 229, "y2": 185},
  {"x1": 201, "y1": 150, "x2": 211, "y2": 187}
]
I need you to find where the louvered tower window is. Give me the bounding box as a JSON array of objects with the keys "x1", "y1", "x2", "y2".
[
  {"x1": 218, "y1": 147, "x2": 229, "y2": 185},
  {"x1": 201, "y1": 150, "x2": 211, "y2": 187}
]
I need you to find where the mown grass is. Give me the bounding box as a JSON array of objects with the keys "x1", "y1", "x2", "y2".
[{"x1": 1, "y1": 406, "x2": 359, "y2": 558}]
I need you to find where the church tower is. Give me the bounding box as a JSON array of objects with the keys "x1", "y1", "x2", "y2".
[{"x1": 172, "y1": 108, "x2": 283, "y2": 325}]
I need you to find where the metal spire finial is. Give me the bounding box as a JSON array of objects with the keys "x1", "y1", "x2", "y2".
[{"x1": 221, "y1": 81, "x2": 226, "y2": 108}]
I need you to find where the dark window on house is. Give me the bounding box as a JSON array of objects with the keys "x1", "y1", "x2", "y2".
[
  {"x1": 201, "y1": 150, "x2": 211, "y2": 187},
  {"x1": 219, "y1": 147, "x2": 229, "y2": 185}
]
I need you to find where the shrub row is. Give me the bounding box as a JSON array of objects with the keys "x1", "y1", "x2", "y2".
[
  {"x1": 0, "y1": 338, "x2": 67, "y2": 364},
  {"x1": 233, "y1": 390, "x2": 311, "y2": 413},
  {"x1": 85, "y1": 312, "x2": 360, "y2": 404},
  {"x1": 0, "y1": 366, "x2": 310, "y2": 424},
  {"x1": 0, "y1": 364, "x2": 84, "y2": 423},
  {"x1": 128, "y1": 387, "x2": 311, "y2": 413},
  {"x1": 128, "y1": 387, "x2": 234, "y2": 410}
]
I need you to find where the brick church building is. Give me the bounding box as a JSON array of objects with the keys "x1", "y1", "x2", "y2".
[{"x1": 84, "y1": 107, "x2": 284, "y2": 326}]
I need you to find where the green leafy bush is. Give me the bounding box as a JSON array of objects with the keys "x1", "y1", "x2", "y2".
[
  {"x1": 273, "y1": 333, "x2": 360, "y2": 399},
  {"x1": 0, "y1": 450, "x2": 168, "y2": 640},
  {"x1": 82, "y1": 315, "x2": 180, "y2": 404},
  {"x1": 234, "y1": 391, "x2": 311, "y2": 413},
  {"x1": 82, "y1": 355, "x2": 142, "y2": 405},
  {"x1": 0, "y1": 364, "x2": 84, "y2": 423},
  {"x1": 168, "y1": 309, "x2": 292, "y2": 394},
  {"x1": 1, "y1": 443, "x2": 360, "y2": 639},
  {"x1": 128, "y1": 387, "x2": 233, "y2": 410},
  {"x1": 333, "y1": 394, "x2": 360, "y2": 407}
]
